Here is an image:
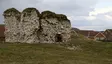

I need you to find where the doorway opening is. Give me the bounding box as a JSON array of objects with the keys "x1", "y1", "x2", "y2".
[{"x1": 55, "y1": 34, "x2": 62, "y2": 42}]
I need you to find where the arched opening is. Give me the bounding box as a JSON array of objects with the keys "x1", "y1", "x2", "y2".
[{"x1": 55, "y1": 34, "x2": 62, "y2": 42}]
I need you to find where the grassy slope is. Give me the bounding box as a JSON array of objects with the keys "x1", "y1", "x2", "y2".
[{"x1": 0, "y1": 36, "x2": 112, "y2": 64}]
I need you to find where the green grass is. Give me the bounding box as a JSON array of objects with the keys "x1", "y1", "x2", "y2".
[{"x1": 0, "y1": 38, "x2": 112, "y2": 64}]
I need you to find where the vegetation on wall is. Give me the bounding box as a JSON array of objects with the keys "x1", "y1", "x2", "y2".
[
  {"x1": 3, "y1": 8, "x2": 20, "y2": 15},
  {"x1": 22, "y1": 8, "x2": 40, "y2": 16},
  {"x1": 56, "y1": 14, "x2": 69, "y2": 21},
  {"x1": 40, "y1": 10, "x2": 56, "y2": 19},
  {"x1": 40, "y1": 10, "x2": 70, "y2": 22},
  {"x1": 4, "y1": 8, "x2": 70, "y2": 22}
]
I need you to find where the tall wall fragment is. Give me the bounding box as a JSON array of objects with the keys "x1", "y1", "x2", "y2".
[
  {"x1": 20, "y1": 8, "x2": 40, "y2": 43},
  {"x1": 40, "y1": 11, "x2": 57, "y2": 43},
  {"x1": 56, "y1": 14, "x2": 71, "y2": 42},
  {"x1": 40, "y1": 11, "x2": 71, "y2": 43},
  {"x1": 3, "y1": 8, "x2": 21, "y2": 42}
]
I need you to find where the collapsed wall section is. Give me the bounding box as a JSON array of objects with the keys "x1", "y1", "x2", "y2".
[{"x1": 3, "y1": 8, "x2": 21, "y2": 42}]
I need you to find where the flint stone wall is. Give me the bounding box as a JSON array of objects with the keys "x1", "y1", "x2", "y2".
[
  {"x1": 19, "y1": 8, "x2": 40, "y2": 43},
  {"x1": 3, "y1": 8, "x2": 71, "y2": 43},
  {"x1": 3, "y1": 8, "x2": 21, "y2": 42}
]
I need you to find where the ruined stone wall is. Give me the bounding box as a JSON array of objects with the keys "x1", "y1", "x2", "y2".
[
  {"x1": 39, "y1": 11, "x2": 58, "y2": 43},
  {"x1": 40, "y1": 11, "x2": 71, "y2": 43},
  {"x1": 56, "y1": 14, "x2": 71, "y2": 42},
  {"x1": 3, "y1": 8, "x2": 21, "y2": 42},
  {"x1": 3, "y1": 8, "x2": 71, "y2": 43},
  {"x1": 19, "y1": 8, "x2": 40, "y2": 43}
]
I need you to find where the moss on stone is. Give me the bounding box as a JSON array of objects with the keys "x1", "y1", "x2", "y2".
[
  {"x1": 40, "y1": 10, "x2": 70, "y2": 22},
  {"x1": 40, "y1": 10, "x2": 56, "y2": 19},
  {"x1": 56, "y1": 14, "x2": 69, "y2": 21},
  {"x1": 4, "y1": 8, "x2": 20, "y2": 15},
  {"x1": 22, "y1": 8, "x2": 40, "y2": 15}
]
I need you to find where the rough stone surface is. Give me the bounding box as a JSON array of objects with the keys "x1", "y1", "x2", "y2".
[
  {"x1": 19, "y1": 8, "x2": 40, "y2": 43},
  {"x1": 3, "y1": 8, "x2": 21, "y2": 42},
  {"x1": 40, "y1": 11, "x2": 71, "y2": 43},
  {"x1": 3, "y1": 8, "x2": 71, "y2": 43}
]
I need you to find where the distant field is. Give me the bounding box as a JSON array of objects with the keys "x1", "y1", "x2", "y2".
[{"x1": 0, "y1": 39, "x2": 112, "y2": 64}]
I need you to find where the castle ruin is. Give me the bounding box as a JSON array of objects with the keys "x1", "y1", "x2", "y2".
[{"x1": 3, "y1": 8, "x2": 71, "y2": 43}]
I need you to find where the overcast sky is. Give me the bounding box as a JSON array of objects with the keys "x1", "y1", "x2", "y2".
[{"x1": 0, "y1": 0, "x2": 112, "y2": 31}]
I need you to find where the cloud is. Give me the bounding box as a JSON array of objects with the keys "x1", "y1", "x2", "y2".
[
  {"x1": 76, "y1": 11, "x2": 112, "y2": 31},
  {"x1": 85, "y1": 16, "x2": 96, "y2": 20},
  {"x1": 105, "y1": 15, "x2": 112, "y2": 20},
  {"x1": 0, "y1": 0, "x2": 102, "y2": 30},
  {"x1": 90, "y1": 7, "x2": 112, "y2": 16}
]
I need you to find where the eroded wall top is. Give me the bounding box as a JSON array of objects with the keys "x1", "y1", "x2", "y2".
[
  {"x1": 3, "y1": 8, "x2": 20, "y2": 16},
  {"x1": 22, "y1": 8, "x2": 40, "y2": 17}
]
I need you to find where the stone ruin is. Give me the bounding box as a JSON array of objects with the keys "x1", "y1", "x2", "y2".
[{"x1": 3, "y1": 8, "x2": 71, "y2": 43}]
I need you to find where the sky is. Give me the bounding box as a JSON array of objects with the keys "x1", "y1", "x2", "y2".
[{"x1": 0, "y1": 0, "x2": 112, "y2": 31}]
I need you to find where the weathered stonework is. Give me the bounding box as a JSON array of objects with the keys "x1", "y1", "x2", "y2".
[
  {"x1": 40, "y1": 11, "x2": 58, "y2": 43},
  {"x1": 56, "y1": 14, "x2": 71, "y2": 42},
  {"x1": 19, "y1": 8, "x2": 40, "y2": 43},
  {"x1": 40, "y1": 11, "x2": 71, "y2": 43},
  {"x1": 3, "y1": 8, "x2": 71, "y2": 43},
  {"x1": 3, "y1": 8, "x2": 21, "y2": 42}
]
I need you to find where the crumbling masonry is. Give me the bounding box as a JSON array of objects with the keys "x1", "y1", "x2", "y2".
[{"x1": 3, "y1": 8, "x2": 71, "y2": 43}]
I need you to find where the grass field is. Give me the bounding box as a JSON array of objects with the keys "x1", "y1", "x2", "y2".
[{"x1": 0, "y1": 37, "x2": 112, "y2": 64}]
